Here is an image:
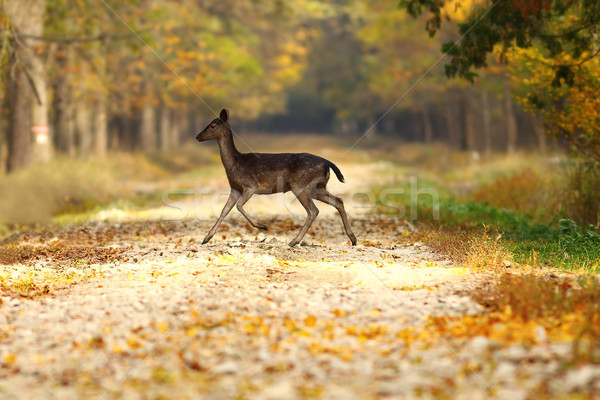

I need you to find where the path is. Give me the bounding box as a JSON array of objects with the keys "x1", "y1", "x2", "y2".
[{"x1": 0, "y1": 215, "x2": 595, "y2": 399}]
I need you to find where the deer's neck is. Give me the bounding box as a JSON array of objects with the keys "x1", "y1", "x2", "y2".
[{"x1": 217, "y1": 132, "x2": 240, "y2": 172}]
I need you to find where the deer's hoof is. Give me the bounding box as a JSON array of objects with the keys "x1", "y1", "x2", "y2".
[
  {"x1": 349, "y1": 235, "x2": 357, "y2": 246},
  {"x1": 257, "y1": 224, "x2": 268, "y2": 231},
  {"x1": 288, "y1": 240, "x2": 298, "y2": 247},
  {"x1": 202, "y1": 237, "x2": 212, "y2": 245}
]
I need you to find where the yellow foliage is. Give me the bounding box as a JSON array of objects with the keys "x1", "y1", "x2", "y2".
[
  {"x1": 332, "y1": 308, "x2": 346, "y2": 318},
  {"x1": 442, "y1": 0, "x2": 487, "y2": 22},
  {"x1": 3, "y1": 353, "x2": 16, "y2": 364},
  {"x1": 303, "y1": 315, "x2": 317, "y2": 327}
]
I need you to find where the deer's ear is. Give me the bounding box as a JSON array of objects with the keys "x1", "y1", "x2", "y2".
[{"x1": 219, "y1": 109, "x2": 229, "y2": 123}]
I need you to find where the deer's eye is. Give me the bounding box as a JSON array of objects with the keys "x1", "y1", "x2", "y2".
[{"x1": 210, "y1": 123, "x2": 216, "y2": 129}]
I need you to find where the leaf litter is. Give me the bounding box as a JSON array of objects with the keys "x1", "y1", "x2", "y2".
[{"x1": 0, "y1": 216, "x2": 598, "y2": 399}]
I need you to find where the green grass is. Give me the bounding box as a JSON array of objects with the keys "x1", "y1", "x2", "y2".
[
  {"x1": 508, "y1": 219, "x2": 600, "y2": 271},
  {"x1": 377, "y1": 190, "x2": 600, "y2": 272}
]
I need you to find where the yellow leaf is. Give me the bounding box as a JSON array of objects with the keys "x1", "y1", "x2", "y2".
[
  {"x1": 259, "y1": 323, "x2": 270, "y2": 336},
  {"x1": 346, "y1": 326, "x2": 358, "y2": 336},
  {"x1": 244, "y1": 323, "x2": 256, "y2": 334},
  {"x1": 127, "y1": 335, "x2": 142, "y2": 349},
  {"x1": 157, "y1": 321, "x2": 169, "y2": 334},
  {"x1": 186, "y1": 328, "x2": 197, "y2": 336},
  {"x1": 284, "y1": 318, "x2": 297, "y2": 332},
  {"x1": 332, "y1": 308, "x2": 346, "y2": 318},
  {"x1": 304, "y1": 315, "x2": 317, "y2": 327},
  {"x1": 4, "y1": 353, "x2": 16, "y2": 364}
]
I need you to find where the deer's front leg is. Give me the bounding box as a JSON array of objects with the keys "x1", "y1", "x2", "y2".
[
  {"x1": 202, "y1": 190, "x2": 241, "y2": 244},
  {"x1": 237, "y1": 189, "x2": 267, "y2": 230}
]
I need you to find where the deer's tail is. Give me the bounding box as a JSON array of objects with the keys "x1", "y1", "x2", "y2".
[{"x1": 327, "y1": 161, "x2": 345, "y2": 183}]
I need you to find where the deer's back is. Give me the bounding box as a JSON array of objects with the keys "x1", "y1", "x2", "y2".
[{"x1": 231, "y1": 152, "x2": 331, "y2": 193}]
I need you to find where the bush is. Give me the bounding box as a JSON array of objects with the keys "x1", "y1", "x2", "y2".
[
  {"x1": 563, "y1": 159, "x2": 600, "y2": 226},
  {"x1": 470, "y1": 168, "x2": 558, "y2": 219}
]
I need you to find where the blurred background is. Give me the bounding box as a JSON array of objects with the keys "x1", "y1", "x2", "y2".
[{"x1": 0, "y1": 0, "x2": 598, "y2": 243}]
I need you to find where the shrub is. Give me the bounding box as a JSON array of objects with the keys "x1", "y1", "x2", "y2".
[
  {"x1": 563, "y1": 159, "x2": 600, "y2": 226},
  {"x1": 470, "y1": 168, "x2": 558, "y2": 219}
]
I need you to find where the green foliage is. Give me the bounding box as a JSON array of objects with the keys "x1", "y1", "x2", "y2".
[
  {"x1": 428, "y1": 200, "x2": 600, "y2": 271},
  {"x1": 400, "y1": 0, "x2": 600, "y2": 83}
]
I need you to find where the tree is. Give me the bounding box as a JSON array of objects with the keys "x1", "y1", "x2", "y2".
[
  {"x1": 399, "y1": 0, "x2": 600, "y2": 159},
  {"x1": 3, "y1": 0, "x2": 49, "y2": 172},
  {"x1": 400, "y1": 0, "x2": 600, "y2": 81},
  {"x1": 507, "y1": 46, "x2": 600, "y2": 160}
]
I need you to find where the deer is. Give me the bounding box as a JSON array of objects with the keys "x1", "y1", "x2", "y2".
[{"x1": 196, "y1": 109, "x2": 357, "y2": 247}]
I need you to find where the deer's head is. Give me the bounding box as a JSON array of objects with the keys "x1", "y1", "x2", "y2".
[{"x1": 196, "y1": 109, "x2": 230, "y2": 142}]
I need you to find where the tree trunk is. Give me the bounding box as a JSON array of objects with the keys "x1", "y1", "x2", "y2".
[
  {"x1": 482, "y1": 90, "x2": 492, "y2": 157},
  {"x1": 365, "y1": 117, "x2": 377, "y2": 141},
  {"x1": 160, "y1": 106, "x2": 171, "y2": 151},
  {"x1": 94, "y1": 96, "x2": 108, "y2": 157},
  {"x1": 532, "y1": 112, "x2": 546, "y2": 154},
  {"x1": 6, "y1": 67, "x2": 32, "y2": 172},
  {"x1": 29, "y1": 51, "x2": 52, "y2": 163},
  {"x1": 140, "y1": 102, "x2": 157, "y2": 151},
  {"x1": 5, "y1": 0, "x2": 49, "y2": 172},
  {"x1": 421, "y1": 107, "x2": 433, "y2": 143},
  {"x1": 504, "y1": 77, "x2": 518, "y2": 155},
  {"x1": 446, "y1": 96, "x2": 461, "y2": 150},
  {"x1": 54, "y1": 90, "x2": 75, "y2": 156},
  {"x1": 178, "y1": 112, "x2": 191, "y2": 144},
  {"x1": 460, "y1": 95, "x2": 475, "y2": 151},
  {"x1": 456, "y1": 95, "x2": 469, "y2": 150},
  {"x1": 75, "y1": 102, "x2": 93, "y2": 156},
  {"x1": 169, "y1": 110, "x2": 182, "y2": 148}
]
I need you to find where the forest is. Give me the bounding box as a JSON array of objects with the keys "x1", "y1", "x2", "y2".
[
  {"x1": 1, "y1": 1, "x2": 600, "y2": 399},
  {"x1": 4, "y1": 0, "x2": 598, "y2": 168}
]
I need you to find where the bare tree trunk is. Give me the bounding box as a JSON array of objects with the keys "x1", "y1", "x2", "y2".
[
  {"x1": 171, "y1": 110, "x2": 182, "y2": 148},
  {"x1": 421, "y1": 107, "x2": 433, "y2": 143},
  {"x1": 94, "y1": 96, "x2": 108, "y2": 157},
  {"x1": 54, "y1": 91, "x2": 75, "y2": 156},
  {"x1": 532, "y1": 112, "x2": 546, "y2": 154},
  {"x1": 482, "y1": 90, "x2": 492, "y2": 157},
  {"x1": 178, "y1": 112, "x2": 190, "y2": 144},
  {"x1": 459, "y1": 94, "x2": 476, "y2": 152},
  {"x1": 29, "y1": 52, "x2": 51, "y2": 163},
  {"x1": 76, "y1": 102, "x2": 93, "y2": 156},
  {"x1": 140, "y1": 101, "x2": 157, "y2": 151},
  {"x1": 92, "y1": 37, "x2": 108, "y2": 157},
  {"x1": 365, "y1": 117, "x2": 377, "y2": 141},
  {"x1": 6, "y1": 66, "x2": 32, "y2": 172},
  {"x1": 446, "y1": 96, "x2": 461, "y2": 150},
  {"x1": 5, "y1": 0, "x2": 49, "y2": 172},
  {"x1": 504, "y1": 77, "x2": 518, "y2": 155},
  {"x1": 160, "y1": 106, "x2": 171, "y2": 151}
]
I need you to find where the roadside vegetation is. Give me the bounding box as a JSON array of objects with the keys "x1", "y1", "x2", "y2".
[{"x1": 369, "y1": 143, "x2": 600, "y2": 273}]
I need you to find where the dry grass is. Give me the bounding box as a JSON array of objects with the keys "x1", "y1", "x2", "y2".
[
  {"x1": 471, "y1": 273, "x2": 600, "y2": 363},
  {"x1": 405, "y1": 226, "x2": 512, "y2": 269},
  {"x1": 471, "y1": 168, "x2": 559, "y2": 219},
  {"x1": 0, "y1": 144, "x2": 216, "y2": 226}
]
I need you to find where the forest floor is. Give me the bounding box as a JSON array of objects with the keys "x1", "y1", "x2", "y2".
[
  {"x1": 1, "y1": 207, "x2": 598, "y2": 399},
  {"x1": 0, "y1": 144, "x2": 599, "y2": 399}
]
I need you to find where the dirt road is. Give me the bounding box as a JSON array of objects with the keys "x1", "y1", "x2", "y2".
[{"x1": 0, "y1": 214, "x2": 596, "y2": 399}]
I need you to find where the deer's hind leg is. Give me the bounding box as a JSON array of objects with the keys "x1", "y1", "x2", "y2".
[
  {"x1": 289, "y1": 189, "x2": 319, "y2": 247},
  {"x1": 315, "y1": 190, "x2": 357, "y2": 246}
]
